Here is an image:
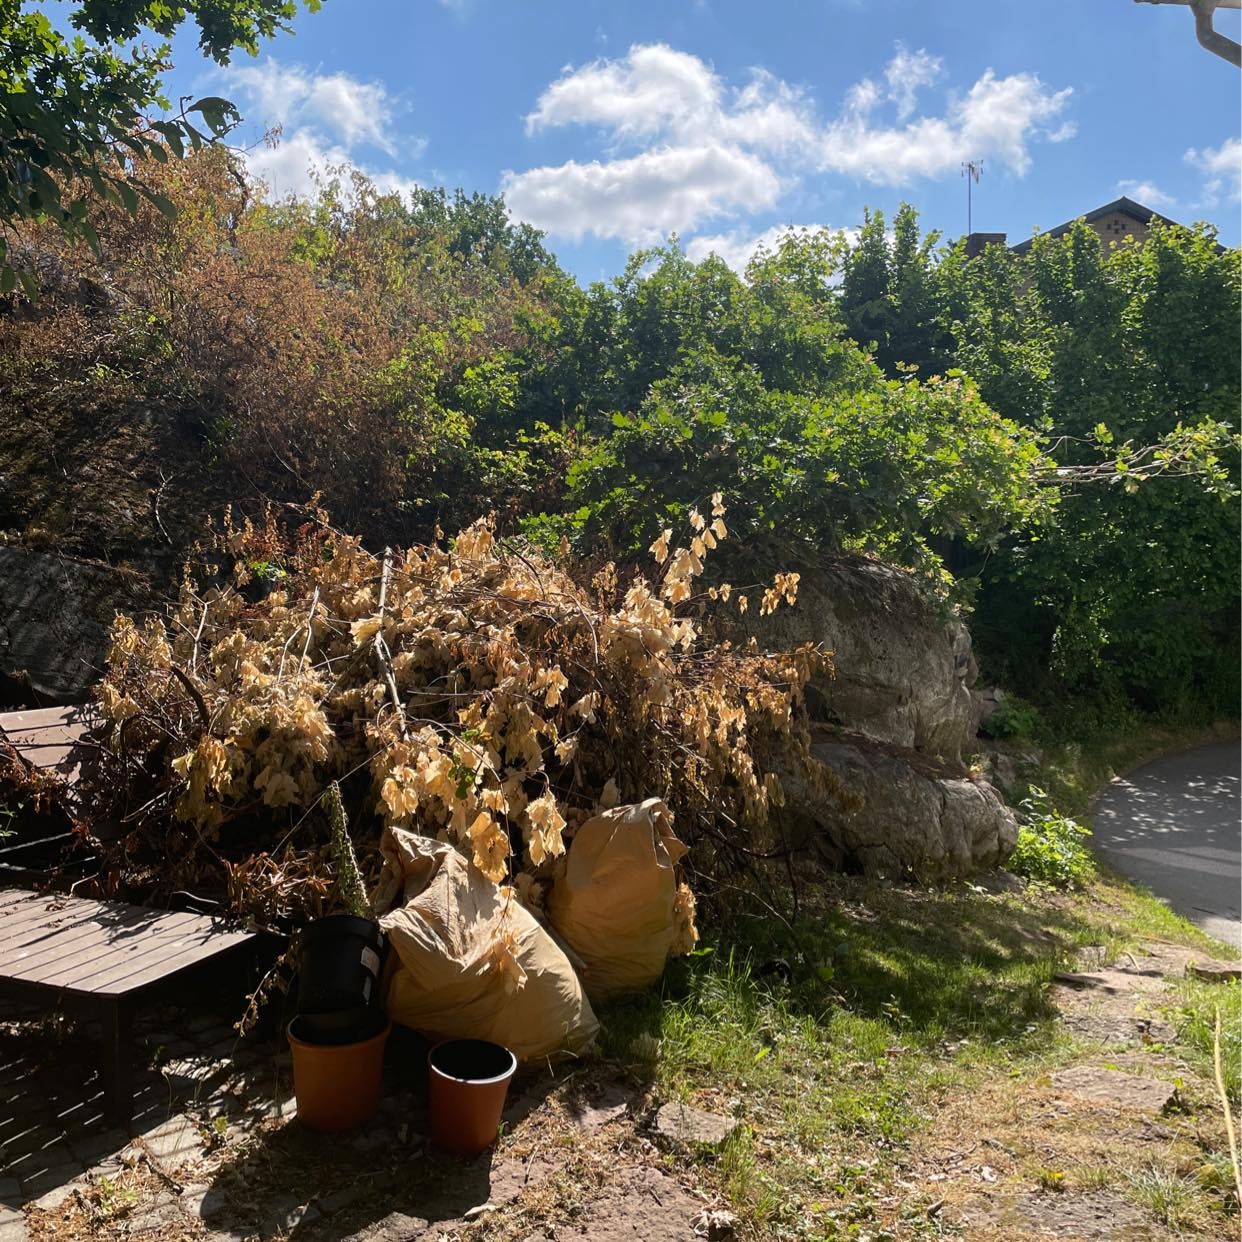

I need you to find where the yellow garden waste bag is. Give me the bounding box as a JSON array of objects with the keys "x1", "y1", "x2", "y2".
[
  {"x1": 375, "y1": 828, "x2": 598, "y2": 1061},
  {"x1": 547, "y1": 798, "x2": 688, "y2": 1002}
]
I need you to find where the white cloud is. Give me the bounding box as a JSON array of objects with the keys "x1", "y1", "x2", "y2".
[
  {"x1": 243, "y1": 130, "x2": 420, "y2": 201},
  {"x1": 885, "y1": 46, "x2": 942, "y2": 121},
  {"x1": 526, "y1": 44, "x2": 816, "y2": 156},
  {"x1": 220, "y1": 59, "x2": 423, "y2": 203},
  {"x1": 506, "y1": 43, "x2": 1073, "y2": 243},
  {"x1": 526, "y1": 44, "x2": 722, "y2": 142},
  {"x1": 1185, "y1": 136, "x2": 1241, "y2": 206},
  {"x1": 819, "y1": 67, "x2": 1072, "y2": 184},
  {"x1": 1117, "y1": 179, "x2": 1178, "y2": 211},
  {"x1": 228, "y1": 59, "x2": 406, "y2": 155},
  {"x1": 502, "y1": 145, "x2": 781, "y2": 244},
  {"x1": 686, "y1": 223, "x2": 852, "y2": 272}
]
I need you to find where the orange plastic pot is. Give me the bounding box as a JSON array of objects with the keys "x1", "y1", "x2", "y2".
[
  {"x1": 287, "y1": 1016, "x2": 391, "y2": 1131},
  {"x1": 427, "y1": 1039, "x2": 517, "y2": 1155}
]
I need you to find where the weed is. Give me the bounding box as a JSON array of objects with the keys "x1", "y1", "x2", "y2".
[
  {"x1": 1122, "y1": 1165, "x2": 1207, "y2": 1230},
  {"x1": 1009, "y1": 787, "x2": 1095, "y2": 888},
  {"x1": 1075, "y1": 1164, "x2": 1114, "y2": 1190},
  {"x1": 1174, "y1": 978, "x2": 1242, "y2": 1103},
  {"x1": 980, "y1": 695, "x2": 1045, "y2": 742},
  {"x1": 1034, "y1": 1166, "x2": 1067, "y2": 1192},
  {"x1": 94, "y1": 1175, "x2": 139, "y2": 1221}
]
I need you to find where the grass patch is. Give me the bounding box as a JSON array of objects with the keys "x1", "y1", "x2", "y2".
[
  {"x1": 1121, "y1": 1164, "x2": 1211, "y2": 1231},
  {"x1": 1171, "y1": 976, "x2": 1242, "y2": 1104},
  {"x1": 592, "y1": 871, "x2": 1160, "y2": 1235}
]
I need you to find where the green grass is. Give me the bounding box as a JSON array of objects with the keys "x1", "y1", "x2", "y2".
[
  {"x1": 1172, "y1": 976, "x2": 1242, "y2": 1104},
  {"x1": 591, "y1": 875, "x2": 1133, "y2": 1234},
  {"x1": 585, "y1": 848, "x2": 1240, "y2": 1239},
  {"x1": 1121, "y1": 1165, "x2": 1210, "y2": 1231},
  {"x1": 580, "y1": 714, "x2": 1242, "y2": 1237}
]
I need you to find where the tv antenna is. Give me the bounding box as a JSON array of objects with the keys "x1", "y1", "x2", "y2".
[{"x1": 962, "y1": 160, "x2": 983, "y2": 234}]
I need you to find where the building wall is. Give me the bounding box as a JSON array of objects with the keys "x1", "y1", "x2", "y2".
[{"x1": 1089, "y1": 211, "x2": 1150, "y2": 247}]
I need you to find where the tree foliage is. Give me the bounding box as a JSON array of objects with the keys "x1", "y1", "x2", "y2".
[
  {"x1": 936, "y1": 219, "x2": 1240, "y2": 715},
  {"x1": 1, "y1": 159, "x2": 1236, "y2": 724},
  {"x1": 537, "y1": 239, "x2": 1047, "y2": 589},
  {"x1": 0, "y1": 0, "x2": 320, "y2": 292}
]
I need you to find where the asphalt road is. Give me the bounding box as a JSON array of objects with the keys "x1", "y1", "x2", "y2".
[{"x1": 1091, "y1": 742, "x2": 1242, "y2": 951}]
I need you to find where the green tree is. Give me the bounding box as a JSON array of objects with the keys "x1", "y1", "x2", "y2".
[
  {"x1": 938, "y1": 220, "x2": 1240, "y2": 715},
  {"x1": 529, "y1": 238, "x2": 1047, "y2": 582},
  {"x1": 1, "y1": 0, "x2": 322, "y2": 292},
  {"x1": 838, "y1": 204, "x2": 950, "y2": 377}
]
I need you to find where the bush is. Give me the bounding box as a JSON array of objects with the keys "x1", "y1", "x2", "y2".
[
  {"x1": 86, "y1": 501, "x2": 833, "y2": 933},
  {"x1": 980, "y1": 695, "x2": 1045, "y2": 742},
  {"x1": 1008, "y1": 787, "x2": 1095, "y2": 888}
]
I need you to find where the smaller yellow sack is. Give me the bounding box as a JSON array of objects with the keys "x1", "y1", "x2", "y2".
[{"x1": 547, "y1": 799, "x2": 688, "y2": 1002}]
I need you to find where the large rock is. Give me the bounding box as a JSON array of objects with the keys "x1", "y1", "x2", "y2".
[
  {"x1": 780, "y1": 737, "x2": 1018, "y2": 880},
  {"x1": 0, "y1": 546, "x2": 151, "y2": 702},
  {"x1": 745, "y1": 558, "x2": 979, "y2": 759}
]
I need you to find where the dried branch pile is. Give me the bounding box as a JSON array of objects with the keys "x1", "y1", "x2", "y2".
[{"x1": 85, "y1": 501, "x2": 831, "y2": 936}]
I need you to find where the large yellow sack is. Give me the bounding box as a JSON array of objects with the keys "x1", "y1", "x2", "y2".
[
  {"x1": 375, "y1": 828, "x2": 598, "y2": 1061},
  {"x1": 547, "y1": 799, "x2": 688, "y2": 1001}
]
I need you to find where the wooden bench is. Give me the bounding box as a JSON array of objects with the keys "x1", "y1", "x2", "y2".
[
  {"x1": 0, "y1": 704, "x2": 102, "y2": 877},
  {"x1": 0, "y1": 889, "x2": 257, "y2": 1128}
]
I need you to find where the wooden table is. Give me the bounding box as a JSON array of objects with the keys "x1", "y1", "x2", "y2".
[{"x1": 0, "y1": 889, "x2": 257, "y2": 1128}]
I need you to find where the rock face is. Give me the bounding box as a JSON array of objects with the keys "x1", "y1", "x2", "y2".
[
  {"x1": 781, "y1": 737, "x2": 1019, "y2": 880},
  {"x1": 0, "y1": 547, "x2": 151, "y2": 702},
  {"x1": 746, "y1": 558, "x2": 979, "y2": 759}
]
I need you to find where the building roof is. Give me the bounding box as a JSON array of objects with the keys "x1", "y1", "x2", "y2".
[{"x1": 1009, "y1": 196, "x2": 1182, "y2": 254}]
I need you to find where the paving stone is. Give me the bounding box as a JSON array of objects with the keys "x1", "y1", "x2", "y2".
[
  {"x1": 142, "y1": 1116, "x2": 203, "y2": 1166},
  {"x1": 653, "y1": 1101, "x2": 739, "y2": 1148},
  {"x1": 312, "y1": 1183, "x2": 367, "y2": 1217},
  {"x1": 178, "y1": 1181, "x2": 211, "y2": 1221},
  {"x1": 1052, "y1": 968, "x2": 1166, "y2": 995},
  {"x1": 483, "y1": 1152, "x2": 557, "y2": 1206},
  {"x1": 534, "y1": 1166, "x2": 704, "y2": 1240},
  {"x1": 569, "y1": 1085, "x2": 631, "y2": 1133},
  {"x1": 0, "y1": 1214, "x2": 27, "y2": 1242},
  {"x1": 1050, "y1": 1066, "x2": 1178, "y2": 1114},
  {"x1": 957, "y1": 1189, "x2": 1148, "y2": 1239},
  {"x1": 124, "y1": 1197, "x2": 185, "y2": 1235},
  {"x1": 341, "y1": 1210, "x2": 431, "y2": 1242},
  {"x1": 1187, "y1": 958, "x2": 1242, "y2": 982},
  {"x1": 30, "y1": 1178, "x2": 82, "y2": 1212},
  {"x1": 262, "y1": 1194, "x2": 322, "y2": 1234}
]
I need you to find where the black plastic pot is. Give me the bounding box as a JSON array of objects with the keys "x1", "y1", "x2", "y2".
[
  {"x1": 297, "y1": 914, "x2": 385, "y2": 1018},
  {"x1": 292, "y1": 1006, "x2": 389, "y2": 1048}
]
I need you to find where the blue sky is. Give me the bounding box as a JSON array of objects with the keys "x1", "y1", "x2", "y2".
[{"x1": 163, "y1": 0, "x2": 1240, "y2": 281}]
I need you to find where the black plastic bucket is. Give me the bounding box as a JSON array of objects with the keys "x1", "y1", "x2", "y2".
[
  {"x1": 297, "y1": 915, "x2": 385, "y2": 1017},
  {"x1": 291, "y1": 1007, "x2": 389, "y2": 1048}
]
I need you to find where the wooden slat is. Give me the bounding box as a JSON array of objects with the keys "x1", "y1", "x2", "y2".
[
  {"x1": 0, "y1": 897, "x2": 153, "y2": 951},
  {"x1": 21, "y1": 915, "x2": 212, "y2": 988},
  {"x1": 0, "y1": 890, "x2": 254, "y2": 999},
  {"x1": 6, "y1": 911, "x2": 202, "y2": 978},
  {"x1": 0, "y1": 706, "x2": 99, "y2": 787}
]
